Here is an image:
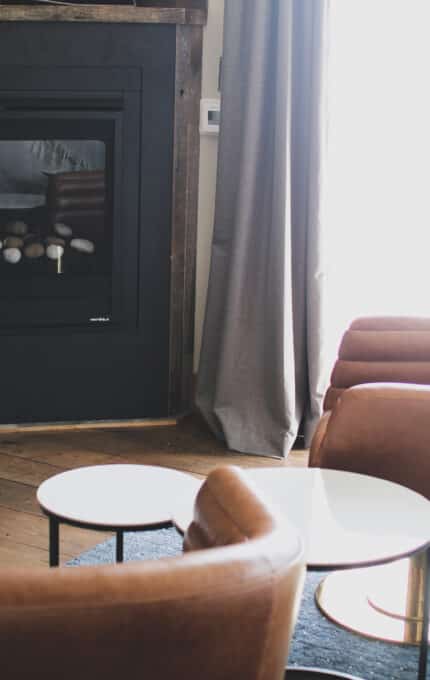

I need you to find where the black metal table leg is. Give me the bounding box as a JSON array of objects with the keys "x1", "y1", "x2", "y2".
[
  {"x1": 418, "y1": 547, "x2": 430, "y2": 680},
  {"x1": 116, "y1": 530, "x2": 124, "y2": 563},
  {"x1": 49, "y1": 516, "x2": 59, "y2": 567}
]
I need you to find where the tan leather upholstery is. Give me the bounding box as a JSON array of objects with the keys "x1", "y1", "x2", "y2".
[
  {"x1": 310, "y1": 383, "x2": 430, "y2": 499},
  {"x1": 324, "y1": 316, "x2": 430, "y2": 411},
  {"x1": 0, "y1": 466, "x2": 305, "y2": 680}
]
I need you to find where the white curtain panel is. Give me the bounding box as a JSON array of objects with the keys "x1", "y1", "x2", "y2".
[{"x1": 196, "y1": 0, "x2": 329, "y2": 457}]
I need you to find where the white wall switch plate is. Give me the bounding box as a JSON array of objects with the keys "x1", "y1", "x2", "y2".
[{"x1": 200, "y1": 98, "x2": 221, "y2": 136}]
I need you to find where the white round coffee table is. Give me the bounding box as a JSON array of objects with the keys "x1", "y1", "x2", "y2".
[
  {"x1": 37, "y1": 464, "x2": 201, "y2": 567},
  {"x1": 174, "y1": 467, "x2": 430, "y2": 680}
]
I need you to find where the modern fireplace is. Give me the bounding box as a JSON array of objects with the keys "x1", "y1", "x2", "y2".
[{"x1": 0, "y1": 14, "x2": 203, "y2": 424}]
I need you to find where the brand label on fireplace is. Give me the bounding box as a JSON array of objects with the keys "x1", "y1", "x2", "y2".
[{"x1": 89, "y1": 317, "x2": 111, "y2": 323}]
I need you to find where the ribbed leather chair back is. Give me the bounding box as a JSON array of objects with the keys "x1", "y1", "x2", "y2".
[{"x1": 324, "y1": 316, "x2": 430, "y2": 411}]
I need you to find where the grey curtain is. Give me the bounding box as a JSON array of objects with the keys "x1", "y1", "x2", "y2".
[{"x1": 196, "y1": 0, "x2": 329, "y2": 458}]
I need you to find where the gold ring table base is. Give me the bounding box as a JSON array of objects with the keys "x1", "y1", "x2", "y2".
[{"x1": 316, "y1": 552, "x2": 428, "y2": 645}]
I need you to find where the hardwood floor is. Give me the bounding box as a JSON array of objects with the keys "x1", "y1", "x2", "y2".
[{"x1": 0, "y1": 415, "x2": 308, "y2": 567}]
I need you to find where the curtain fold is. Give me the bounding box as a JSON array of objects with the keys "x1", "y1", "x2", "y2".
[{"x1": 196, "y1": 0, "x2": 329, "y2": 457}]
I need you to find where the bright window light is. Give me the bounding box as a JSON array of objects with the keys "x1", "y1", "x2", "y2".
[{"x1": 323, "y1": 0, "x2": 430, "y2": 357}]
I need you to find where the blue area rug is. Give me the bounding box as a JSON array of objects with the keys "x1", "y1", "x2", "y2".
[{"x1": 68, "y1": 528, "x2": 425, "y2": 680}]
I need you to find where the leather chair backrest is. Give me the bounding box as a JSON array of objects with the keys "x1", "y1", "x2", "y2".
[
  {"x1": 184, "y1": 464, "x2": 280, "y2": 550},
  {"x1": 0, "y1": 466, "x2": 304, "y2": 680},
  {"x1": 324, "y1": 316, "x2": 430, "y2": 411},
  {"x1": 315, "y1": 383, "x2": 430, "y2": 500}
]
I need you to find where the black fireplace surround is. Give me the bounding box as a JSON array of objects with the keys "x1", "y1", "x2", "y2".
[{"x1": 0, "y1": 22, "x2": 181, "y2": 423}]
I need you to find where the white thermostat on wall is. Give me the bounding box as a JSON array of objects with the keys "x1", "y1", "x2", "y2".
[{"x1": 200, "y1": 98, "x2": 221, "y2": 136}]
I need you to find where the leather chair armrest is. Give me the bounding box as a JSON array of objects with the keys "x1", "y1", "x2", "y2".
[{"x1": 315, "y1": 382, "x2": 430, "y2": 499}]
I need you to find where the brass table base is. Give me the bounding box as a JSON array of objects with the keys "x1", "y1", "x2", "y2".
[{"x1": 316, "y1": 554, "x2": 428, "y2": 645}]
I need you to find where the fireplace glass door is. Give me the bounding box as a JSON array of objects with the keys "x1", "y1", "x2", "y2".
[{"x1": 0, "y1": 111, "x2": 123, "y2": 328}]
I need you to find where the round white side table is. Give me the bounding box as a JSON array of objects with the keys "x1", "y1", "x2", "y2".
[{"x1": 37, "y1": 464, "x2": 201, "y2": 566}]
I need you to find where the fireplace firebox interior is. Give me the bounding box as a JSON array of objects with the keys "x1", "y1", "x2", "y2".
[
  {"x1": 0, "y1": 89, "x2": 133, "y2": 331},
  {"x1": 0, "y1": 127, "x2": 112, "y2": 327}
]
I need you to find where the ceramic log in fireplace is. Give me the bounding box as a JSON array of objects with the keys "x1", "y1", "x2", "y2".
[{"x1": 0, "y1": 11, "x2": 203, "y2": 424}]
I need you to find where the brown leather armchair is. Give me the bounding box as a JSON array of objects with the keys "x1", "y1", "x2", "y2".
[
  {"x1": 0, "y1": 466, "x2": 305, "y2": 680},
  {"x1": 309, "y1": 383, "x2": 430, "y2": 644},
  {"x1": 309, "y1": 316, "x2": 430, "y2": 645}
]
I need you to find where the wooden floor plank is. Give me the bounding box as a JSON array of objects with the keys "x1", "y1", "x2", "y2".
[
  {"x1": 0, "y1": 507, "x2": 109, "y2": 560},
  {"x1": 0, "y1": 477, "x2": 43, "y2": 516},
  {"x1": 0, "y1": 537, "x2": 50, "y2": 567},
  {"x1": 6, "y1": 447, "x2": 124, "y2": 471},
  {"x1": 0, "y1": 431, "x2": 119, "y2": 460},
  {"x1": 0, "y1": 452, "x2": 63, "y2": 487}
]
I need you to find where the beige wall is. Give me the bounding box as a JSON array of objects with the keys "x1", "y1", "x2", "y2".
[{"x1": 194, "y1": 0, "x2": 224, "y2": 371}]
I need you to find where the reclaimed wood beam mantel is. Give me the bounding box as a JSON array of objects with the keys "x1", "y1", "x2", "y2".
[{"x1": 0, "y1": 5, "x2": 207, "y2": 25}]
